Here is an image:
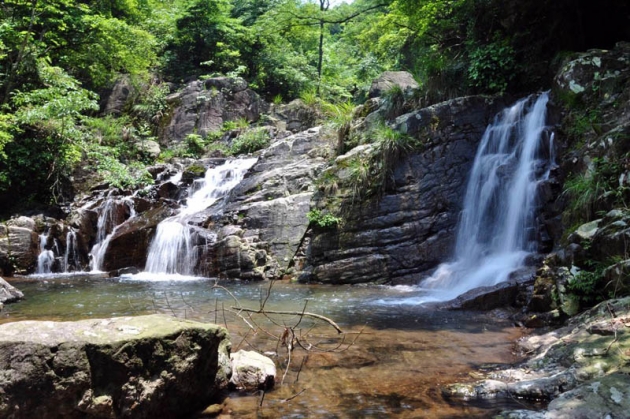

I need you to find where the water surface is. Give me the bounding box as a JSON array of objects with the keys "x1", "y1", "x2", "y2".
[{"x1": 2, "y1": 275, "x2": 536, "y2": 418}]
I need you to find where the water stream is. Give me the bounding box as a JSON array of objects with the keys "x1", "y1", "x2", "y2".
[{"x1": 140, "y1": 158, "x2": 257, "y2": 277}]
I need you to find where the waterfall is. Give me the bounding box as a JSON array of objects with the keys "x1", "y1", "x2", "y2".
[
  {"x1": 141, "y1": 158, "x2": 257, "y2": 277},
  {"x1": 90, "y1": 197, "x2": 135, "y2": 272},
  {"x1": 36, "y1": 233, "x2": 55, "y2": 274},
  {"x1": 63, "y1": 229, "x2": 80, "y2": 272},
  {"x1": 421, "y1": 92, "x2": 552, "y2": 301}
]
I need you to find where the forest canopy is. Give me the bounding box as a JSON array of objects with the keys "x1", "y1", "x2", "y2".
[{"x1": 0, "y1": 0, "x2": 628, "y2": 214}]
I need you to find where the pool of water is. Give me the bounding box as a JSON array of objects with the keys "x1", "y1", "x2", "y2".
[{"x1": 2, "y1": 274, "x2": 539, "y2": 418}]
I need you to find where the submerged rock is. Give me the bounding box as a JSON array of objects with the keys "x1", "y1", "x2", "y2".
[{"x1": 0, "y1": 314, "x2": 231, "y2": 419}]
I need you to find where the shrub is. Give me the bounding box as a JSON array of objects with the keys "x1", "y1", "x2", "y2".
[
  {"x1": 230, "y1": 129, "x2": 270, "y2": 155},
  {"x1": 307, "y1": 209, "x2": 341, "y2": 229}
]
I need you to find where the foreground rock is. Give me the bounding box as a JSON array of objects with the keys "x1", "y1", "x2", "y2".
[
  {"x1": 229, "y1": 350, "x2": 276, "y2": 391},
  {"x1": 0, "y1": 315, "x2": 231, "y2": 418},
  {"x1": 443, "y1": 298, "x2": 630, "y2": 418}
]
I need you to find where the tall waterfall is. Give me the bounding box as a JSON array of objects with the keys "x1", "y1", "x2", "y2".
[
  {"x1": 142, "y1": 158, "x2": 257, "y2": 277},
  {"x1": 421, "y1": 92, "x2": 552, "y2": 301}
]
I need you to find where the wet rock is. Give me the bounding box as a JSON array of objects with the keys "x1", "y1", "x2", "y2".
[
  {"x1": 102, "y1": 206, "x2": 173, "y2": 272},
  {"x1": 229, "y1": 350, "x2": 276, "y2": 391},
  {"x1": 303, "y1": 96, "x2": 512, "y2": 285},
  {"x1": 208, "y1": 127, "x2": 331, "y2": 280},
  {"x1": 0, "y1": 277, "x2": 24, "y2": 303},
  {"x1": 369, "y1": 71, "x2": 419, "y2": 98},
  {"x1": 0, "y1": 314, "x2": 231, "y2": 419},
  {"x1": 447, "y1": 297, "x2": 630, "y2": 418},
  {"x1": 443, "y1": 281, "x2": 521, "y2": 311}
]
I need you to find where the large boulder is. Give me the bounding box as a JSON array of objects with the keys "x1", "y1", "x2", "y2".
[
  {"x1": 0, "y1": 217, "x2": 40, "y2": 275},
  {"x1": 368, "y1": 71, "x2": 419, "y2": 98},
  {"x1": 269, "y1": 99, "x2": 320, "y2": 133},
  {"x1": 0, "y1": 315, "x2": 231, "y2": 419},
  {"x1": 197, "y1": 127, "x2": 332, "y2": 280},
  {"x1": 162, "y1": 77, "x2": 267, "y2": 144}
]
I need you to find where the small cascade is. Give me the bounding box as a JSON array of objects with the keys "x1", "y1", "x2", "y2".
[
  {"x1": 90, "y1": 196, "x2": 135, "y2": 272},
  {"x1": 142, "y1": 158, "x2": 257, "y2": 277},
  {"x1": 421, "y1": 92, "x2": 553, "y2": 301},
  {"x1": 36, "y1": 233, "x2": 55, "y2": 274},
  {"x1": 63, "y1": 229, "x2": 81, "y2": 272}
]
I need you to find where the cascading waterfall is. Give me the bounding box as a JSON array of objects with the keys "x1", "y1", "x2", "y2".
[
  {"x1": 142, "y1": 158, "x2": 257, "y2": 277},
  {"x1": 36, "y1": 233, "x2": 55, "y2": 274},
  {"x1": 421, "y1": 92, "x2": 552, "y2": 301},
  {"x1": 90, "y1": 197, "x2": 135, "y2": 272}
]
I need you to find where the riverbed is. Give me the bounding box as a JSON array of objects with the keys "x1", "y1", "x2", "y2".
[{"x1": 2, "y1": 275, "x2": 537, "y2": 418}]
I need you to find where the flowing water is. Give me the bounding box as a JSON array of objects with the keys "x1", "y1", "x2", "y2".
[
  {"x1": 36, "y1": 233, "x2": 55, "y2": 274},
  {"x1": 141, "y1": 158, "x2": 257, "y2": 277},
  {"x1": 90, "y1": 197, "x2": 135, "y2": 272},
  {"x1": 1, "y1": 275, "x2": 537, "y2": 418},
  {"x1": 416, "y1": 93, "x2": 553, "y2": 302}
]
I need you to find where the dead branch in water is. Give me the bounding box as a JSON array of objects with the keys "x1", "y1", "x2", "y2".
[{"x1": 230, "y1": 306, "x2": 344, "y2": 334}]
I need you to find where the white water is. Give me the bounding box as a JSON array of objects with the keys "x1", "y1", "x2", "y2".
[
  {"x1": 90, "y1": 197, "x2": 135, "y2": 272},
  {"x1": 137, "y1": 158, "x2": 257, "y2": 279},
  {"x1": 36, "y1": 233, "x2": 55, "y2": 274},
  {"x1": 417, "y1": 92, "x2": 551, "y2": 301},
  {"x1": 63, "y1": 229, "x2": 80, "y2": 272}
]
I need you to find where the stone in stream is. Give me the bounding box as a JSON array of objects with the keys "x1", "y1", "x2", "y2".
[
  {"x1": 0, "y1": 277, "x2": 24, "y2": 305},
  {"x1": 0, "y1": 315, "x2": 231, "y2": 418},
  {"x1": 229, "y1": 350, "x2": 276, "y2": 391},
  {"x1": 444, "y1": 297, "x2": 630, "y2": 419}
]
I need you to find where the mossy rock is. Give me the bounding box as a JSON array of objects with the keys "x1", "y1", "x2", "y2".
[{"x1": 182, "y1": 162, "x2": 207, "y2": 184}]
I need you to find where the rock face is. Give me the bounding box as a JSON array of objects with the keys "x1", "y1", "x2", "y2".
[
  {"x1": 162, "y1": 77, "x2": 267, "y2": 144},
  {"x1": 368, "y1": 71, "x2": 419, "y2": 98},
  {"x1": 0, "y1": 315, "x2": 231, "y2": 419},
  {"x1": 199, "y1": 127, "x2": 332, "y2": 279},
  {"x1": 444, "y1": 297, "x2": 630, "y2": 418},
  {"x1": 302, "y1": 96, "x2": 511, "y2": 284},
  {"x1": 102, "y1": 206, "x2": 173, "y2": 272},
  {"x1": 229, "y1": 350, "x2": 276, "y2": 391},
  {"x1": 0, "y1": 217, "x2": 40, "y2": 275}
]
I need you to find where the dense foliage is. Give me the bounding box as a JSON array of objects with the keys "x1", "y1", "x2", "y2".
[{"x1": 0, "y1": 0, "x2": 627, "y2": 215}]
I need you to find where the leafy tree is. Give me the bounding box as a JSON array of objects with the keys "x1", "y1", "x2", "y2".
[
  {"x1": 1, "y1": 59, "x2": 98, "y2": 201},
  {"x1": 163, "y1": 0, "x2": 250, "y2": 79}
]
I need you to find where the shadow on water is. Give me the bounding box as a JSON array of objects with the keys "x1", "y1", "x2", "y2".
[{"x1": 1, "y1": 275, "x2": 543, "y2": 418}]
